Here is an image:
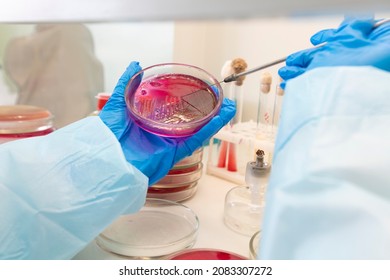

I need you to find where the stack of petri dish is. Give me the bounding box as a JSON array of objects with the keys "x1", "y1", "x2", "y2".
[
  {"x1": 125, "y1": 63, "x2": 219, "y2": 202},
  {"x1": 147, "y1": 148, "x2": 204, "y2": 202}
]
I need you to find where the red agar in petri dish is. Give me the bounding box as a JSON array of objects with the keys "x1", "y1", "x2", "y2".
[
  {"x1": 0, "y1": 128, "x2": 54, "y2": 139},
  {"x1": 134, "y1": 74, "x2": 216, "y2": 122},
  {"x1": 147, "y1": 184, "x2": 192, "y2": 194},
  {"x1": 168, "y1": 249, "x2": 248, "y2": 260},
  {"x1": 125, "y1": 63, "x2": 223, "y2": 137},
  {"x1": 96, "y1": 93, "x2": 111, "y2": 110}
]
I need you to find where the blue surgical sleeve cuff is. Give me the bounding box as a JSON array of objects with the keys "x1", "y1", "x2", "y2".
[{"x1": 0, "y1": 116, "x2": 148, "y2": 259}]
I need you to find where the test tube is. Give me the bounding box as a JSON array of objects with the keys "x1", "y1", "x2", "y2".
[
  {"x1": 271, "y1": 79, "x2": 284, "y2": 134},
  {"x1": 257, "y1": 72, "x2": 273, "y2": 137}
]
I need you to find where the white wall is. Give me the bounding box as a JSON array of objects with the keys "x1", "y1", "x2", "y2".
[
  {"x1": 87, "y1": 22, "x2": 174, "y2": 93},
  {"x1": 173, "y1": 15, "x2": 346, "y2": 122}
]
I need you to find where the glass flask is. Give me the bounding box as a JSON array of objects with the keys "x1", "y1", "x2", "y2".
[{"x1": 224, "y1": 149, "x2": 270, "y2": 236}]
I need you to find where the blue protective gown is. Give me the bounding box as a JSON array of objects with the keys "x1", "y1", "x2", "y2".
[
  {"x1": 260, "y1": 66, "x2": 390, "y2": 259},
  {"x1": 0, "y1": 116, "x2": 147, "y2": 259}
]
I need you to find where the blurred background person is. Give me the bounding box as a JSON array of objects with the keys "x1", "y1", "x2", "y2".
[
  {"x1": 0, "y1": 64, "x2": 14, "y2": 105},
  {"x1": 3, "y1": 23, "x2": 104, "y2": 128}
]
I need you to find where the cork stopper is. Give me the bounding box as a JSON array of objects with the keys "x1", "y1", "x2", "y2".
[
  {"x1": 276, "y1": 77, "x2": 285, "y2": 96},
  {"x1": 260, "y1": 72, "x2": 272, "y2": 94},
  {"x1": 231, "y1": 58, "x2": 248, "y2": 86}
]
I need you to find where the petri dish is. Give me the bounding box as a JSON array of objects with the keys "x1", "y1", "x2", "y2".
[
  {"x1": 96, "y1": 198, "x2": 199, "y2": 259},
  {"x1": 167, "y1": 248, "x2": 248, "y2": 260},
  {"x1": 173, "y1": 148, "x2": 203, "y2": 169},
  {"x1": 147, "y1": 182, "x2": 198, "y2": 202},
  {"x1": 0, "y1": 105, "x2": 54, "y2": 144},
  {"x1": 249, "y1": 230, "x2": 261, "y2": 260},
  {"x1": 125, "y1": 63, "x2": 223, "y2": 137},
  {"x1": 168, "y1": 164, "x2": 200, "y2": 175},
  {"x1": 157, "y1": 163, "x2": 203, "y2": 185},
  {"x1": 96, "y1": 92, "x2": 112, "y2": 110}
]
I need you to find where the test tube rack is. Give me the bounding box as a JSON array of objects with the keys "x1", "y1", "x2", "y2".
[
  {"x1": 206, "y1": 63, "x2": 283, "y2": 185},
  {"x1": 206, "y1": 120, "x2": 276, "y2": 185}
]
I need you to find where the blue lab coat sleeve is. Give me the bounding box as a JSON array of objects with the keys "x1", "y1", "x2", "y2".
[
  {"x1": 260, "y1": 66, "x2": 390, "y2": 259},
  {"x1": 0, "y1": 116, "x2": 148, "y2": 259}
]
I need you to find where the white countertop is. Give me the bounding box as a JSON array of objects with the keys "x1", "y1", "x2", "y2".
[{"x1": 73, "y1": 150, "x2": 255, "y2": 260}]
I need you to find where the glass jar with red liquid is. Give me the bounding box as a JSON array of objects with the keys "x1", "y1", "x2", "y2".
[{"x1": 0, "y1": 105, "x2": 55, "y2": 144}]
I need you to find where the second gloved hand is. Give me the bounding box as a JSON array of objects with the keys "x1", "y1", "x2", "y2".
[
  {"x1": 278, "y1": 16, "x2": 390, "y2": 88},
  {"x1": 100, "y1": 62, "x2": 236, "y2": 185}
]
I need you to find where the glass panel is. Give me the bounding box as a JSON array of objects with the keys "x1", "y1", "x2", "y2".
[{"x1": 0, "y1": 22, "x2": 174, "y2": 128}]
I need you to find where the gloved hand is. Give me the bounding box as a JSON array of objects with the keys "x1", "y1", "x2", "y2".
[
  {"x1": 278, "y1": 16, "x2": 390, "y2": 88},
  {"x1": 100, "y1": 61, "x2": 236, "y2": 185}
]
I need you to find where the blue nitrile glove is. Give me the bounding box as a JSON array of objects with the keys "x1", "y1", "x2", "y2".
[
  {"x1": 278, "y1": 16, "x2": 390, "y2": 88},
  {"x1": 100, "y1": 61, "x2": 236, "y2": 185}
]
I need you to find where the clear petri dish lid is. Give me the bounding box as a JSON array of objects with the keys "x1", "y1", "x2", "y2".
[
  {"x1": 173, "y1": 148, "x2": 203, "y2": 169},
  {"x1": 147, "y1": 182, "x2": 198, "y2": 202},
  {"x1": 150, "y1": 181, "x2": 198, "y2": 191},
  {"x1": 167, "y1": 248, "x2": 248, "y2": 260},
  {"x1": 168, "y1": 164, "x2": 200, "y2": 175},
  {"x1": 157, "y1": 163, "x2": 203, "y2": 186},
  {"x1": 96, "y1": 198, "x2": 199, "y2": 259},
  {"x1": 0, "y1": 105, "x2": 54, "y2": 134}
]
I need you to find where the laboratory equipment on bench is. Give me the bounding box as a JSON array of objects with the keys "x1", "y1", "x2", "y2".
[
  {"x1": 124, "y1": 63, "x2": 223, "y2": 137},
  {"x1": 207, "y1": 18, "x2": 390, "y2": 184},
  {"x1": 224, "y1": 149, "x2": 270, "y2": 236},
  {"x1": 206, "y1": 17, "x2": 389, "y2": 183},
  {"x1": 0, "y1": 105, "x2": 55, "y2": 144},
  {"x1": 206, "y1": 68, "x2": 277, "y2": 185}
]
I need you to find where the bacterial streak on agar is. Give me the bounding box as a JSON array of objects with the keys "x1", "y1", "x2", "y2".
[
  {"x1": 134, "y1": 73, "x2": 217, "y2": 125},
  {"x1": 125, "y1": 63, "x2": 223, "y2": 137}
]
